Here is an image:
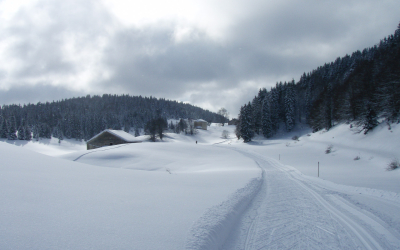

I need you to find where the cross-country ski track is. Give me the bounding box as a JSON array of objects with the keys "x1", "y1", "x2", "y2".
[
  {"x1": 215, "y1": 146, "x2": 400, "y2": 250},
  {"x1": 69, "y1": 140, "x2": 400, "y2": 250}
]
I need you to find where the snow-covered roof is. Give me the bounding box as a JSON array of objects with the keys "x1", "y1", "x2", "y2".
[
  {"x1": 88, "y1": 129, "x2": 141, "y2": 143},
  {"x1": 195, "y1": 119, "x2": 207, "y2": 122}
]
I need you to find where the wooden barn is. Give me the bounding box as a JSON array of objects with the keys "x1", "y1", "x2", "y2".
[
  {"x1": 193, "y1": 119, "x2": 208, "y2": 130},
  {"x1": 228, "y1": 118, "x2": 238, "y2": 125},
  {"x1": 86, "y1": 129, "x2": 142, "y2": 150}
]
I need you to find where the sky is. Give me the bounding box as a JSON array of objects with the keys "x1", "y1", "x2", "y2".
[{"x1": 0, "y1": 0, "x2": 399, "y2": 118}]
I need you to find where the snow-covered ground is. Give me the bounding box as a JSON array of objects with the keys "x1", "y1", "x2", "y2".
[{"x1": 1, "y1": 122, "x2": 399, "y2": 249}]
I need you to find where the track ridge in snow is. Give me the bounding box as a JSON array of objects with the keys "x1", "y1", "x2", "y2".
[
  {"x1": 220, "y1": 147, "x2": 400, "y2": 250},
  {"x1": 185, "y1": 166, "x2": 263, "y2": 250},
  {"x1": 72, "y1": 144, "x2": 129, "y2": 161}
]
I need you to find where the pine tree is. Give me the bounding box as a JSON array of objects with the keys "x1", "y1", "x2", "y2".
[
  {"x1": 284, "y1": 82, "x2": 296, "y2": 131},
  {"x1": 17, "y1": 125, "x2": 24, "y2": 140},
  {"x1": 235, "y1": 106, "x2": 243, "y2": 139},
  {"x1": 57, "y1": 127, "x2": 64, "y2": 142},
  {"x1": 24, "y1": 125, "x2": 32, "y2": 141},
  {"x1": 270, "y1": 88, "x2": 280, "y2": 132},
  {"x1": 261, "y1": 95, "x2": 273, "y2": 138},
  {"x1": 7, "y1": 116, "x2": 17, "y2": 140},
  {"x1": 356, "y1": 101, "x2": 378, "y2": 134},
  {"x1": 240, "y1": 103, "x2": 253, "y2": 142},
  {"x1": 305, "y1": 77, "x2": 313, "y2": 124},
  {"x1": 0, "y1": 116, "x2": 8, "y2": 138},
  {"x1": 134, "y1": 127, "x2": 140, "y2": 137},
  {"x1": 324, "y1": 82, "x2": 333, "y2": 130},
  {"x1": 33, "y1": 124, "x2": 40, "y2": 141}
]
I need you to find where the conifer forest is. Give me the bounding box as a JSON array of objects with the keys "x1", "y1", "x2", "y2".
[
  {"x1": 0, "y1": 95, "x2": 226, "y2": 141},
  {"x1": 237, "y1": 23, "x2": 400, "y2": 142}
]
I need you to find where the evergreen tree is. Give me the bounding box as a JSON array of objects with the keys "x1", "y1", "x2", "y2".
[
  {"x1": 261, "y1": 95, "x2": 273, "y2": 138},
  {"x1": 270, "y1": 88, "x2": 280, "y2": 132},
  {"x1": 355, "y1": 101, "x2": 379, "y2": 134},
  {"x1": 235, "y1": 106, "x2": 243, "y2": 139},
  {"x1": 284, "y1": 81, "x2": 296, "y2": 131},
  {"x1": 33, "y1": 124, "x2": 40, "y2": 141},
  {"x1": 0, "y1": 116, "x2": 7, "y2": 138},
  {"x1": 325, "y1": 82, "x2": 333, "y2": 130},
  {"x1": 134, "y1": 127, "x2": 140, "y2": 137},
  {"x1": 240, "y1": 103, "x2": 253, "y2": 142},
  {"x1": 7, "y1": 116, "x2": 17, "y2": 140},
  {"x1": 17, "y1": 124, "x2": 24, "y2": 140},
  {"x1": 24, "y1": 125, "x2": 32, "y2": 141}
]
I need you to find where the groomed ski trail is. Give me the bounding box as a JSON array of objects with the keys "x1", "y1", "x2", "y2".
[{"x1": 220, "y1": 148, "x2": 400, "y2": 250}]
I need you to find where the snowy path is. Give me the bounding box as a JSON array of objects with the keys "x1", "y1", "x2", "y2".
[{"x1": 221, "y1": 147, "x2": 400, "y2": 250}]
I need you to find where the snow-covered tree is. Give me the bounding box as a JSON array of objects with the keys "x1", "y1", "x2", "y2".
[
  {"x1": 7, "y1": 116, "x2": 17, "y2": 140},
  {"x1": 261, "y1": 95, "x2": 273, "y2": 138}
]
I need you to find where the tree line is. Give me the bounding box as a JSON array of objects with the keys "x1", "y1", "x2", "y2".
[
  {"x1": 237, "y1": 23, "x2": 400, "y2": 142},
  {"x1": 0, "y1": 94, "x2": 227, "y2": 141}
]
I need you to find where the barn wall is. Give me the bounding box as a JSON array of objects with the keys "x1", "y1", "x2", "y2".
[
  {"x1": 194, "y1": 121, "x2": 207, "y2": 130},
  {"x1": 87, "y1": 132, "x2": 127, "y2": 150}
]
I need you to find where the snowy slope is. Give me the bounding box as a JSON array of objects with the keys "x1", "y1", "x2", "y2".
[
  {"x1": 0, "y1": 129, "x2": 260, "y2": 250},
  {"x1": 1, "y1": 122, "x2": 399, "y2": 249},
  {"x1": 227, "y1": 122, "x2": 400, "y2": 193}
]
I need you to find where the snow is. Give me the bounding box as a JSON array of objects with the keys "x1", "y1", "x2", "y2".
[
  {"x1": 88, "y1": 129, "x2": 142, "y2": 143},
  {"x1": 232, "y1": 122, "x2": 400, "y2": 193},
  {"x1": 1, "y1": 122, "x2": 400, "y2": 249},
  {"x1": 0, "y1": 127, "x2": 260, "y2": 249}
]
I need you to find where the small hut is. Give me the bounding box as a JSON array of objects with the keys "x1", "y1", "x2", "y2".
[
  {"x1": 193, "y1": 119, "x2": 208, "y2": 130},
  {"x1": 86, "y1": 129, "x2": 142, "y2": 150},
  {"x1": 228, "y1": 118, "x2": 238, "y2": 125}
]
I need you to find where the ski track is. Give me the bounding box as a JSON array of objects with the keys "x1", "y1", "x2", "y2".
[{"x1": 217, "y1": 147, "x2": 400, "y2": 250}]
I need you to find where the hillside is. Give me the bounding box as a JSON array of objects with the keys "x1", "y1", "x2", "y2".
[
  {"x1": 1, "y1": 124, "x2": 399, "y2": 249},
  {"x1": 237, "y1": 23, "x2": 400, "y2": 142},
  {"x1": 0, "y1": 94, "x2": 226, "y2": 142}
]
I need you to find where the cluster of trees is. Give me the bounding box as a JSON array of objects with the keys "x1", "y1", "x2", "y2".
[
  {"x1": 237, "y1": 23, "x2": 400, "y2": 141},
  {"x1": 0, "y1": 94, "x2": 226, "y2": 141},
  {"x1": 168, "y1": 119, "x2": 197, "y2": 135}
]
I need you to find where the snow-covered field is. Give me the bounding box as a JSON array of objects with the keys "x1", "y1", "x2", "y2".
[{"x1": 1, "y1": 122, "x2": 399, "y2": 249}]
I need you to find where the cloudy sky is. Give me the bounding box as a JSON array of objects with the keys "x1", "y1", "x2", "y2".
[{"x1": 0, "y1": 0, "x2": 399, "y2": 117}]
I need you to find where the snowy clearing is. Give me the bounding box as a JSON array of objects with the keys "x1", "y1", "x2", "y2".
[{"x1": 1, "y1": 123, "x2": 399, "y2": 249}]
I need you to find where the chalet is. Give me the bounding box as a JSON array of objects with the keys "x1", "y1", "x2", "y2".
[
  {"x1": 86, "y1": 129, "x2": 142, "y2": 150},
  {"x1": 193, "y1": 119, "x2": 208, "y2": 130},
  {"x1": 228, "y1": 118, "x2": 238, "y2": 125}
]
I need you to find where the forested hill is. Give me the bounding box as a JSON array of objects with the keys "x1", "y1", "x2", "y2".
[
  {"x1": 0, "y1": 94, "x2": 226, "y2": 141},
  {"x1": 237, "y1": 23, "x2": 400, "y2": 142}
]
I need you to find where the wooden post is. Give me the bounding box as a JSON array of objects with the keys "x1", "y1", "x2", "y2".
[{"x1": 318, "y1": 162, "x2": 319, "y2": 177}]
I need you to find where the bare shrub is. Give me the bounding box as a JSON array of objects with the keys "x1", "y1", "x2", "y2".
[
  {"x1": 325, "y1": 145, "x2": 333, "y2": 154},
  {"x1": 386, "y1": 158, "x2": 399, "y2": 171},
  {"x1": 221, "y1": 130, "x2": 230, "y2": 139},
  {"x1": 354, "y1": 156, "x2": 360, "y2": 161}
]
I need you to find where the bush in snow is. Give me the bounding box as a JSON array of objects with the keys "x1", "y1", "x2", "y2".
[
  {"x1": 325, "y1": 145, "x2": 333, "y2": 154},
  {"x1": 222, "y1": 130, "x2": 229, "y2": 139},
  {"x1": 292, "y1": 135, "x2": 299, "y2": 141},
  {"x1": 354, "y1": 156, "x2": 360, "y2": 160},
  {"x1": 386, "y1": 158, "x2": 399, "y2": 171}
]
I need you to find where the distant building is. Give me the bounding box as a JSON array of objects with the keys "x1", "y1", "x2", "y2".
[
  {"x1": 193, "y1": 119, "x2": 208, "y2": 130},
  {"x1": 228, "y1": 118, "x2": 238, "y2": 125},
  {"x1": 86, "y1": 129, "x2": 142, "y2": 150}
]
